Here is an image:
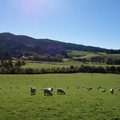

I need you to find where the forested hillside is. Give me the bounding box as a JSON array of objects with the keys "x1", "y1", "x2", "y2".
[
  {"x1": 0, "y1": 32, "x2": 120, "y2": 59},
  {"x1": 0, "y1": 32, "x2": 107, "y2": 57}
]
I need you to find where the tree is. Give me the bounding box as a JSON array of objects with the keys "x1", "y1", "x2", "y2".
[
  {"x1": 82, "y1": 58, "x2": 87, "y2": 63},
  {"x1": 109, "y1": 66, "x2": 116, "y2": 73},
  {"x1": 53, "y1": 54, "x2": 63, "y2": 62},
  {"x1": 11, "y1": 66, "x2": 21, "y2": 74},
  {"x1": 106, "y1": 58, "x2": 114, "y2": 64}
]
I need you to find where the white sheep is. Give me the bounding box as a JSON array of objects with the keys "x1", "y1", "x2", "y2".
[
  {"x1": 44, "y1": 88, "x2": 52, "y2": 96},
  {"x1": 97, "y1": 86, "x2": 102, "y2": 89},
  {"x1": 30, "y1": 86, "x2": 36, "y2": 95},
  {"x1": 87, "y1": 87, "x2": 92, "y2": 91},
  {"x1": 116, "y1": 88, "x2": 120, "y2": 91},
  {"x1": 110, "y1": 88, "x2": 114, "y2": 94},
  {"x1": 47, "y1": 87, "x2": 53, "y2": 92},
  {"x1": 101, "y1": 88, "x2": 106, "y2": 92}
]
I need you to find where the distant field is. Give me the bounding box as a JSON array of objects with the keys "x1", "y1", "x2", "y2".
[
  {"x1": 67, "y1": 50, "x2": 120, "y2": 59},
  {"x1": 21, "y1": 60, "x2": 120, "y2": 70},
  {"x1": 0, "y1": 73, "x2": 120, "y2": 120},
  {"x1": 67, "y1": 50, "x2": 90, "y2": 57},
  {"x1": 21, "y1": 60, "x2": 85, "y2": 69},
  {"x1": 21, "y1": 61, "x2": 70, "y2": 69},
  {"x1": 18, "y1": 50, "x2": 120, "y2": 70}
]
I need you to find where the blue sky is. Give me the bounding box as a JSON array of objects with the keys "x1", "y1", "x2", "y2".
[{"x1": 0, "y1": 0, "x2": 120, "y2": 49}]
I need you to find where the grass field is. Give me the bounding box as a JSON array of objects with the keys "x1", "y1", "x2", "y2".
[
  {"x1": 21, "y1": 61, "x2": 70, "y2": 69},
  {"x1": 20, "y1": 60, "x2": 120, "y2": 70},
  {"x1": 16, "y1": 50, "x2": 120, "y2": 71},
  {"x1": 67, "y1": 50, "x2": 120, "y2": 60},
  {"x1": 0, "y1": 73, "x2": 120, "y2": 120}
]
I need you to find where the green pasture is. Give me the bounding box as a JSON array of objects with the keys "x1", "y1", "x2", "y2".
[
  {"x1": 21, "y1": 60, "x2": 120, "y2": 70},
  {"x1": 21, "y1": 61, "x2": 85, "y2": 69},
  {"x1": 19, "y1": 50, "x2": 120, "y2": 70},
  {"x1": 0, "y1": 73, "x2": 120, "y2": 120},
  {"x1": 107, "y1": 54, "x2": 120, "y2": 58},
  {"x1": 67, "y1": 50, "x2": 90, "y2": 57},
  {"x1": 67, "y1": 50, "x2": 120, "y2": 59}
]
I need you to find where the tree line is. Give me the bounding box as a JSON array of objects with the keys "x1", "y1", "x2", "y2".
[
  {"x1": 0, "y1": 52, "x2": 120, "y2": 74},
  {"x1": 0, "y1": 64, "x2": 120, "y2": 74},
  {"x1": 74, "y1": 56, "x2": 120, "y2": 65}
]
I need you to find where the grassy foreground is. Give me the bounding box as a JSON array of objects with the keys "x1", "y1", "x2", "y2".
[{"x1": 0, "y1": 73, "x2": 120, "y2": 120}]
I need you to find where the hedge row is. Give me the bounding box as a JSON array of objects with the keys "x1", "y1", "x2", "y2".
[{"x1": 0, "y1": 65, "x2": 120, "y2": 74}]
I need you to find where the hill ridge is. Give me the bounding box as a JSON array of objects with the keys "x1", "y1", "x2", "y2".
[{"x1": 0, "y1": 32, "x2": 116, "y2": 57}]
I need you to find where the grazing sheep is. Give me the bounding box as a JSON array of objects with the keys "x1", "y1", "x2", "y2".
[
  {"x1": 44, "y1": 88, "x2": 52, "y2": 96},
  {"x1": 97, "y1": 86, "x2": 102, "y2": 89},
  {"x1": 30, "y1": 86, "x2": 36, "y2": 95},
  {"x1": 47, "y1": 87, "x2": 53, "y2": 92},
  {"x1": 101, "y1": 88, "x2": 106, "y2": 92},
  {"x1": 57, "y1": 88, "x2": 65, "y2": 94},
  {"x1": 87, "y1": 88, "x2": 92, "y2": 91},
  {"x1": 77, "y1": 86, "x2": 80, "y2": 89},
  {"x1": 115, "y1": 86, "x2": 120, "y2": 91},
  {"x1": 110, "y1": 88, "x2": 114, "y2": 94},
  {"x1": 116, "y1": 88, "x2": 120, "y2": 91}
]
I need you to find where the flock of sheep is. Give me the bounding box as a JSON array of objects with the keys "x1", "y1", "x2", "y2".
[
  {"x1": 0, "y1": 81, "x2": 119, "y2": 96},
  {"x1": 30, "y1": 85, "x2": 120, "y2": 96},
  {"x1": 0, "y1": 85, "x2": 119, "y2": 97},
  {"x1": 87, "y1": 86, "x2": 120, "y2": 94},
  {"x1": 30, "y1": 86, "x2": 65, "y2": 96}
]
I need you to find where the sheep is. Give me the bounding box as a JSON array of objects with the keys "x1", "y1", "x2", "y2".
[
  {"x1": 110, "y1": 88, "x2": 114, "y2": 94},
  {"x1": 57, "y1": 88, "x2": 65, "y2": 94},
  {"x1": 97, "y1": 86, "x2": 102, "y2": 89},
  {"x1": 101, "y1": 88, "x2": 106, "y2": 92},
  {"x1": 87, "y1": 87, "x2": 92, "y2": 91},
  {"x1": 115, "y1": 86, "x2": 120, "y2": 91},
  {"x1": 47, "y1": 87, "x2": 53, "y2": 92},
  {"x1": 30, "y1": 86, "x2": 36, "y2": 95},
  {"x1": 44, "y1": 88, "x2": 52, "y2": 96},
  {"x1": 116, "y1": 88, "x2": 120, "y2": 91}
]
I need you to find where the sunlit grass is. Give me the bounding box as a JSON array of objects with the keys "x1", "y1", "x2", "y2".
[{"x1": 0, "y1": 73, "x2": 120, "y2": 120}]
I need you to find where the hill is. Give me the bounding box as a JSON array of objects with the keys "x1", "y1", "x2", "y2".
[{"x1": 0, "y1": 32, "x2": 119, "y2": 58}]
